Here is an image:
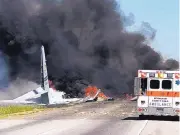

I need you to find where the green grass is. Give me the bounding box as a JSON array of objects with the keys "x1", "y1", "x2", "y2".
[{"x1": 0, "y1": 105, "x2": 45, "y2": 118}]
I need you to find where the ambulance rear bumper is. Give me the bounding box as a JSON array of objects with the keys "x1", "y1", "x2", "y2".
[{"x1": 137, "y1": 107, "x2": 180, "y2": 116}]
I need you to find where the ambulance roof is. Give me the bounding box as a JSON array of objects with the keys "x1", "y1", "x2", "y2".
[
  {"x1": 137, "y1": 69, "x2": 180, "y2": 78},
  {"x1": 138, "y1": 70, "x2": 180, "y2": 74}
]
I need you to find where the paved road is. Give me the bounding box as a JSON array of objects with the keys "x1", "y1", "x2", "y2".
[{"x1": 0, "y1": 100, "x2": 179, "y2": 135}]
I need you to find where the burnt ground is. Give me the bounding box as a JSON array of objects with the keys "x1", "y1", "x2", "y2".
[{"x1": 16, "y1": 99, "x2": 137, "y2": 120}]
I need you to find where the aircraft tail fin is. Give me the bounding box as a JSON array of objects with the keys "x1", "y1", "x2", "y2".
[
  {"x1": 41, "y1": 46, "x2": 50, "y2": 92},
  {"x1": 41, "y1": 46, "x2": 54, "y2": 104}
]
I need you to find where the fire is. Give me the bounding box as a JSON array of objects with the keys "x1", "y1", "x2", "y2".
[
  {"x1": 85, "y1": 85, "x2": 108, "y2": 100},
  {"x1": 48, "y1": 80, "x2": 56, "y2": 90}
]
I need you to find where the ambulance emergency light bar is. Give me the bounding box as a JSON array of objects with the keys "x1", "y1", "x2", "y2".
[
  {"x1": 149, "y1": 73, "x2": 155, "y2": 77},
  {"x1": 139, "y1": 71, "x2": 177, "y2": 79},
  {"x1": 138, "y1": 70, "x2": 180, "y2": 79},
  {"x1": 167, "y1": 73, "x2": 173, "y2": 78},
  {"x1": 156, "y1": 72, "x2": 173, "y2": 79}
]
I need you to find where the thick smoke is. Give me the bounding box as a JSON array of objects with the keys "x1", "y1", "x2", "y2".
[
  {"x1": 0, "y1": 51, "x2": 8, "y2": 89},
  {"x1": 0, "y1": 0, "x2": 179, "y2": 98}
]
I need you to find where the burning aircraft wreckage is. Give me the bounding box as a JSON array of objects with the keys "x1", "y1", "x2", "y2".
[
  {"x1": 0, "y1": 0, "x2": 179, "y2": 106},
  {"x1": 0, "y1": 46, "x2": 113, "y2": 105}
]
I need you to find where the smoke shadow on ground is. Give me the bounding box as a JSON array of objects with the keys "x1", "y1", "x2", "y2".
[{"x1": 122, "y1": 116, "x2": 179, "y2": 121}]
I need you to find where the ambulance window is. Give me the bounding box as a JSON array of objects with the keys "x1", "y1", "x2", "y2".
[
  {"x1": 150, "y1": 80, "x2": 160, "y2": 89},
  {"x1": 162, "y1": 80, "x2": 172, "y2": 89}
]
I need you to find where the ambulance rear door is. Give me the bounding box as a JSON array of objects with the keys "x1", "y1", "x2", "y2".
[
  {"x1": 134, "y1": 77, "x2": 141, "y2": 96},
  {"x1": 160, "y1": 78, "x2": 173, "y2": 108},
  {"x1": 147, "y1": 78, "x2": 173, "y2": 108}
]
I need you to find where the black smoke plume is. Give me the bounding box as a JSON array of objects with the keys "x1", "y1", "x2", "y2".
[{"x1": 0, "y1": 0, "x2": 179, "y2": 98}]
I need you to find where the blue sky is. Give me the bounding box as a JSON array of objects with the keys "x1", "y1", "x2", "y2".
[{"x1": 118, "y1": 0, "x2": 179, "y2": 60}]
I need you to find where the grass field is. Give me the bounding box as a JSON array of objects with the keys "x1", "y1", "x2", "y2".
[{"x1": 0, "y1": 105, "x2": 45, "y2": 118}]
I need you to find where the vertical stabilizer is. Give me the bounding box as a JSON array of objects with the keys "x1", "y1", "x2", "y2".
[
  {"x1": 41, "y1": 46, "x2": 57, "y2": 104},
  {"x1": 41, "y1": 46, "x2": 49, "y2": 92},
  {"x1": 40, "y1": 46, "x2": 66, "y2": 104}
]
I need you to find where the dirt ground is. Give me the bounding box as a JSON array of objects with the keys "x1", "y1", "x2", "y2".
[{"x1": 17, "y1": 99, "x2": 137, "y2": 120}]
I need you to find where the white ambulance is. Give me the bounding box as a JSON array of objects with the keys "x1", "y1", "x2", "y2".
[{"x1": 134, "y1": 70, "x2": 180, "y2": 118}]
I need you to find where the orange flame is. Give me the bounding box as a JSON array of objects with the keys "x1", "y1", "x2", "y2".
[{"x1": 85, "y1": 85, "x2": 108, "y2": 99}]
